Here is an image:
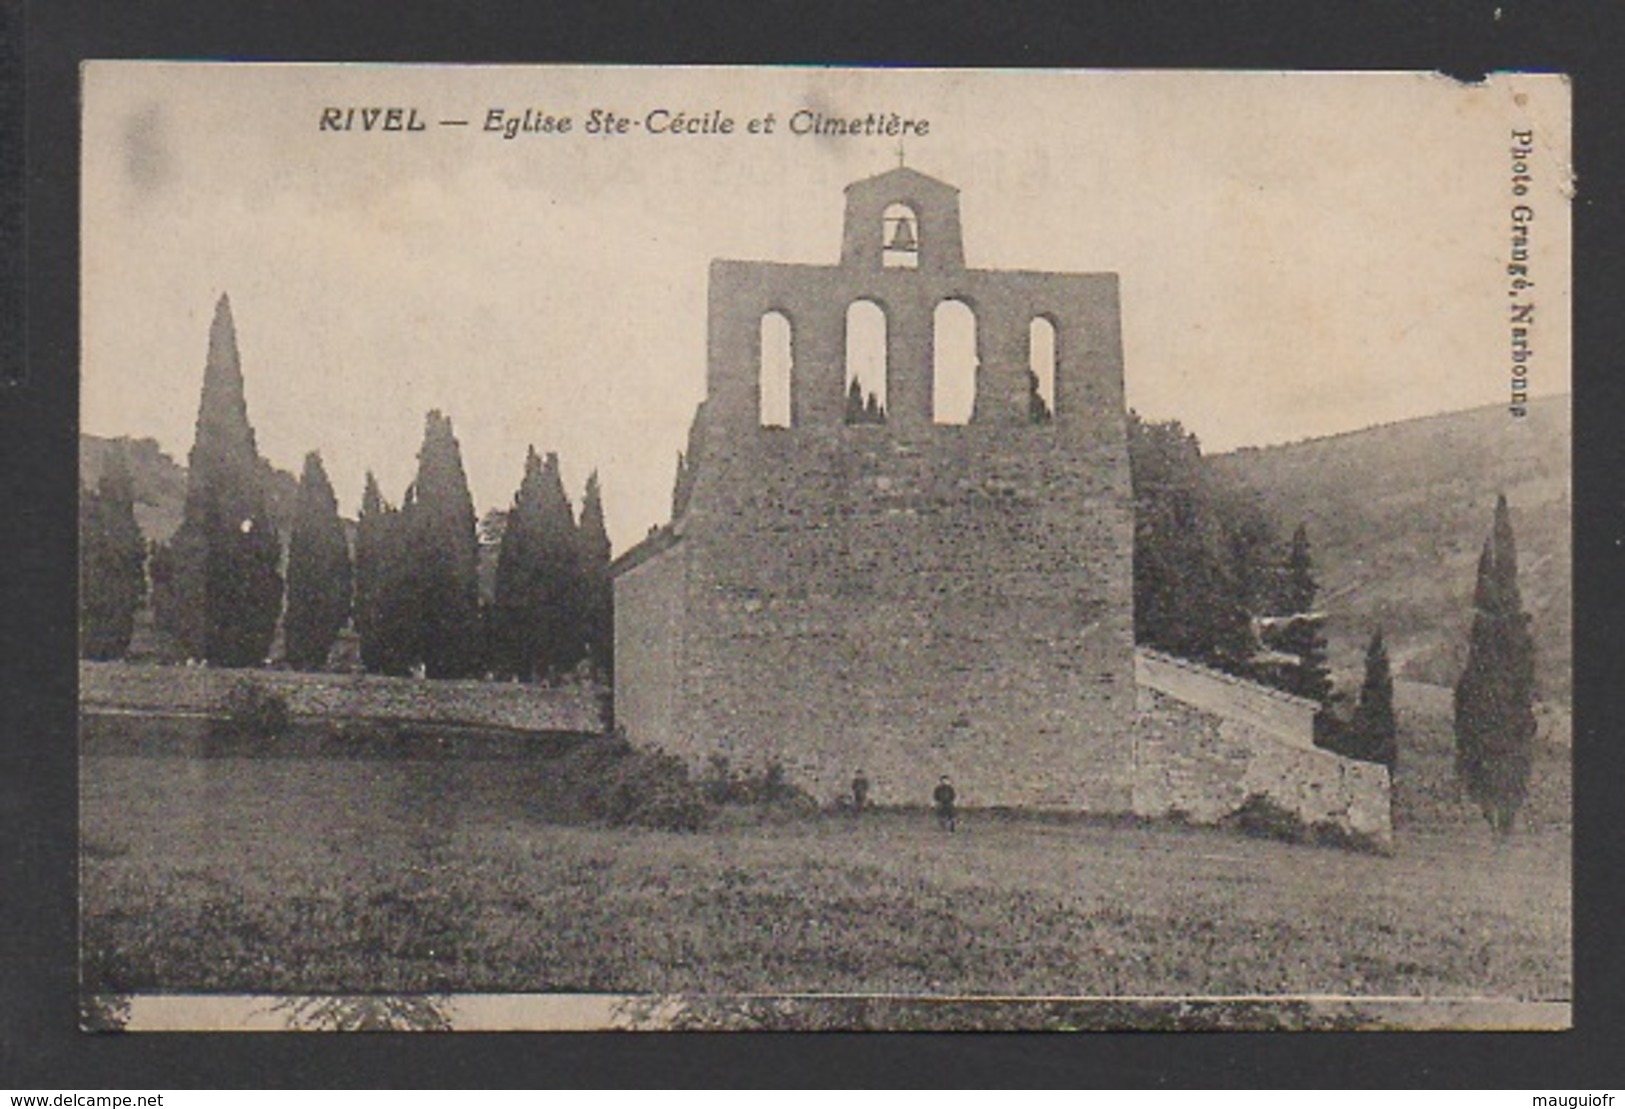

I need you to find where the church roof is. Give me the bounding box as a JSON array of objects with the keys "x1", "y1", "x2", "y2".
[{"x1": 844, "y1": 165, "x2": 958, "y2": 195}]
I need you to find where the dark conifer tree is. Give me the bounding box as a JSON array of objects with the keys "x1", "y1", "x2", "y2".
[
  {"x1": 844, "y1": 378, "x2": 866, "y2": 424},
  {"x1": 1279, "y1": 524, "x2": 1316, "y2": 612},
  {"x1": 534, "y1": 453, "x2": 583, "y2": 675},
  {"x1": 671, "y1": 451, "x2": 691, "y2": 522},
  {"x1": 494, "y1": 448, "x2": 580, "y2": 679},
  {"x1": 494, "y1": 445, "x2": 585, "y2": 673},
  {"x1": 149, "y1": 523, "x2": 206, "y2": 660},
  {"x1": 670, "y1": 401, "x2": 706, "y2": 523},
  {"x1": 1027, "y1": 369, "x2": 1053, "y2": 424},
  {"x1": 841, "y1": 378, "x2": 887, "y2": 425},
  {"x1": 1352, "y1": 628, "x2": 1398, "y2": 768},
  {"x1": 1215, "y1": 483, "x2": 1279, "y2": 617},
  {"x1": 79, "y1": 446, "x2": 147, "y2": 660},
  {"x1": 152, "y1": 293, "x2": 283, "y2": 666},
  {"x1": 355, "y1": 477, "x2": 418, "y2": 676},
  {"x1": 1454, "y1": 494, "x2": 1537, "y2": 835},
  {"x1": 355, "y1": 473, "x2": 396, "y2": 673},
  {"x1": 576, "y1": 470, "x2": 614, "y2": 678},
  {"x1": 1273, "y1": 524, "x2": 1333, "y2": 704},
  {"x1": 491, "y1": 447, "x2": 544, "y2": 678},
  {"x1": 1126, "y1": 412, "x2": 1252, "y2": 668},
  {"x1": 407, "y1": 411, "x2": 482, "y2": 679},
  {"x1": 284, "y1": 452, "x2": 352, "y2": 670}
]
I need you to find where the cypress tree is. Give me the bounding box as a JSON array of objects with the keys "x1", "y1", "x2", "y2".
[
  {"x1": 844, "y1": 378, "x2": 866, "y2": 424},
  {"x1": 669, "y1": 402, "x2": 706, "y2": 523},
  {"x1": 79, "y1": 445, "x2": 147, "y2": 660},
  {"x1": 535, "y1": 454, "x2": 582, "y2": 675},
  {"x1": 152, "y1": 293, "x2": 283, "y2": 666},
  {"x1": 492, "y1": 448, "x2": 579, "y2": 679},
  {"x1": 1352, "y1": 628, "x2": 1398, "y2": 768},
  {"x1": 356, "y1": 473, "x2": 421, "y2": 676},
  {"x1": 671, "y1": 451, "x2": 691, "y2": 522},
  {"x1": 491, "y1": 447, "x2": 544, "y2": 679},
  {"x1": 842, "y1": 378, "x2": 887, "y2": 425},
  {"x1": 1274, "y1": 524, "x2": 1333, "y2": 704},
  {"x1": 407, "y1": 411, "x2": 482, "y2": 679},
  {"x1": 355, "y1": 472, "x2": 392, "y2": 673},
  {"x1": 284, "y1": 452, "x2": 352, "y2": 670},
  {"x1": 149, "y1": 520, "x2": 206, "y2": 661},
  {"x1": 1454, "y1": 494, "x2": 1537, "y2": 835},
  {"x1": 576, "y1": 470, "x2": 614, "y2": 678},
  {"x1": 1027, "y1": 369, "x2": 1053, "y2": 424}
]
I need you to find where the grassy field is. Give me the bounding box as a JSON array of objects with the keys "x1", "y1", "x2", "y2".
[
  {"x1": 82, "y1": 749, "x2": 1569, "y2": 1003},
  {"x1": 1389, "y1": 681, "x2": 1570, "y2": 833},
  {"x1": 80, "y1": 660, "x2": 1571, "y2": 1020}
]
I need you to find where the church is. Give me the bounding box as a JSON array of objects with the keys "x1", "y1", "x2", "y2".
[{"x1": 612, "y1": 166, "x2": 1390, "y2": 843}]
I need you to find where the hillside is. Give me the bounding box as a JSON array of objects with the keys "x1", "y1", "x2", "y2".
[
  {"x1": 1210, "y1": 396, "x2": 1570, "y2": 703},
  {"x1": 1389, "y1": 680, "x2": 1569, "y2": 829}
]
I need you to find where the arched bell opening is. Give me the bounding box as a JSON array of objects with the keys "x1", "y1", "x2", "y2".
[
  {"x1": 759, "y1": 311, "x2": 793, "y2": 428},
  {"x1": 932, "y1": 299, "x2": 978, "y2": 425},
  {"x1": 844, "y1": 300, "x2": 888, "y2": 425},
  {"x1": 882, "y1": 203, "x2": 920, "y2": 270},
  {"x1": 1029, "y1": 316, "x2": 1057, "y2": 424}
]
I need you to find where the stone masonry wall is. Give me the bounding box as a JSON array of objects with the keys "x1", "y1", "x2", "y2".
[
  {"x1": 655, "y1": 417, "x2": 1136, "y2": 811},
  {"x1": 79, "y1": 661, "x2": 604, "y2": 734},
  {"x1": 615, "y1": 167, "x2": 1135, "y2": 811},
  {"x1": 1132, "y1": 659, "x2": 1392, "y2": 848},
  {"x1": 613, "y1": 538, "x2": 688, "y2": 754},
  {"x1": 613, "y1": 169, "x2": 1389, "y2": 840},
  {"x1": 1134, "y1": 649, "x2": 1319, "y2": 750}
]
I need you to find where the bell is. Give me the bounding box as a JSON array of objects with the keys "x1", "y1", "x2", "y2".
[{"x1": 886, "y1": 216, "x2": 917, "y2": 253}]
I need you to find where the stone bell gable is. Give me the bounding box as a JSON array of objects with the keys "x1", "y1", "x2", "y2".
[
  {"x1": 614, "y1": 166, "x2": 1136, "y2": 810},
  {"x1": 613, "y1": 165, "x2": 1393, "y2": 844}
]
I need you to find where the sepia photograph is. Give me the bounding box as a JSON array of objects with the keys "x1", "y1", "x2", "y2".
[{"x1": 76, "y1": 64, "x2": 1572, "y2": 1032}]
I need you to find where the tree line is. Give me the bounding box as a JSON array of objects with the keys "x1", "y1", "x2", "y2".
[
  {"x1": 82, "y1": 294, "x2": 612, "y2": 683},
  {"x1": 1128, "y1": 411, "x2": 1538, "y2": 832},
  {"x1": 80, "y1": 295, "x2": 1538, "y2": 833},
  {"x1": 1127, "y1": 412, "x2": 1350, "y2": 708},
  {"x1": 351, "y1": 422, "x2": 612, "y2": 681}
]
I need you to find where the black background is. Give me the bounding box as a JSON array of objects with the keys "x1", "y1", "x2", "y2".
[{"x1": 5, "y1": 0, "x2": 1623, "y2": 1088}]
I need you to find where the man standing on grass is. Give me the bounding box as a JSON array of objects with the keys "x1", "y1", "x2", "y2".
[
  {"x1": 933, "y1": 775, "x2": 957, "y2": 833},
  {"x1": 851, "y1": 770, "x2": 870, "y2": 813}
]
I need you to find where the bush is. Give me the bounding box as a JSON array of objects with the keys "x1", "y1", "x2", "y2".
[
  {"x1": 1223, "y1": 793, "x2": 1308, "y2": 843},
  {"x1": 600, "y1": 748, "x2": 712, "y2": 832},
  {"x1": 760, "y1": 760, "x2": 794, "y2": 802},
  {"x1": 1222, "y1": 792, "x2": 1387, "y2": 854},
  {"x1": 552, "y1": 737, "x2": 713, "y2": 832},
  {"x1": 701, "y1": 754, "x2": 740, "y2": 805},
  {"x1": 220, "y1": 679, "x2": 290, "y2": 740},
  {"x1": 537, "y1": 741, "x2": 816, "y2": 833},
  {"x1": 1314, "y1": 709, "x2": 1388, "y2": 767},
  {"x1": 699, "y1": 755, "x2": 815, "y2": 808}
]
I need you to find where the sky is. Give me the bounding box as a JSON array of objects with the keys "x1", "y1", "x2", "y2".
[{"x1": 81, "y1": 66, "x2": 1572, "y2": 553}]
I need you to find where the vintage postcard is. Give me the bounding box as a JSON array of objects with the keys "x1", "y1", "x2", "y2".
[{"x1": 78, "y1": 64, "x2": 1571, "y2": 1031}]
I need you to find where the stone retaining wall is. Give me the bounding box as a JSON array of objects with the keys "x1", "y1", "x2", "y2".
[
  {"x1": 79, "y1": 661, "x2": 605, "y2": 734},
  {"x1": 1133, "y1": 652, "x2": 1392, "y2": 848}
]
